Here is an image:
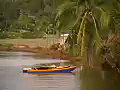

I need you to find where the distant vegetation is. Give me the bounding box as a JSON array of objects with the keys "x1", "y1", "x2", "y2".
[{"x1": 0, "y1": 0, "x2": 66, "y2": 39}]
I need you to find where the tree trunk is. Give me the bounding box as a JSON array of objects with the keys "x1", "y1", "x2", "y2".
[{"x1": 80, "y1": 23, "x2": 90, "y2": 65}]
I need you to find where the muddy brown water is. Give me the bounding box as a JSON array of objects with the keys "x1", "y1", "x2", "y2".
[{"x1": 0, "y1": 51, "x2": 120, "y2": 90}]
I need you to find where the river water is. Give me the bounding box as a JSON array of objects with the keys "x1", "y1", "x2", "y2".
[{"x1": 0, "y1": 51, "x2": 120, "y2": 90}]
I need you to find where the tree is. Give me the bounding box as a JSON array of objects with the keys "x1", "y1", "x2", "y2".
[{"x1": 55, "y1": 0, "x2": 120, "y2": 66}]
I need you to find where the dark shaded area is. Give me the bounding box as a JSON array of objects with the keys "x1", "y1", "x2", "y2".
[{"x1": 79, "y1": 68, "x2": 120, "y2": 90}]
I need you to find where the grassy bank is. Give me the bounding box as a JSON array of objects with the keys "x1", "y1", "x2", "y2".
[{"x1": 0, "y1": 38, "x2": 60, "y2": 48}]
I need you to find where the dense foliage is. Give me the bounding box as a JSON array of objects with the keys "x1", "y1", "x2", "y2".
[
  {"x1": 55, "y1": 0, "x2": 120, "y2": 68},
  {"x1": 0, "y1": 0, "x2": 60, "y2": 38},
  {"x1": 0, "y1": 0, "x2": 120, "y2": 68}
]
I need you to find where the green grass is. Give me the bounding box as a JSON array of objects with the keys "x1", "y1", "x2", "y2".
[{"x1": 0, "y1": 38, "x2": 60, "y2": 48}]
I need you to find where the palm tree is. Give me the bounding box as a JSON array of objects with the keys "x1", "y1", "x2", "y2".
[{"x1": 55, "y1": 0, "x2": 120, "y2": 66}]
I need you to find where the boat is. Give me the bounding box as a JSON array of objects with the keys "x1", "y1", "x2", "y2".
[{"x1": 23, "y1": 66, "x2": 76, "y2": 74}]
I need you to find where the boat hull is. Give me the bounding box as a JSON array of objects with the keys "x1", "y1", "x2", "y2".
[{"x1": 23, "y1": 66, "x2": 76, "y2": 74}]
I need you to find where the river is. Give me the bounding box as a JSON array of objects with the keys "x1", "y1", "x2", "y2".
[{"x1": 0, "y1": 51, "x2": 120, "y2": 90}]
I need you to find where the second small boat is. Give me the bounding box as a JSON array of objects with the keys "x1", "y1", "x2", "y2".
[{"x1": 23, "y1": 66, "x2": 76, "y2": 74}]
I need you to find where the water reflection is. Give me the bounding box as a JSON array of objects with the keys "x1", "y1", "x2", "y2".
[
  {"x1": 78, "y1": 68, "x2": 120, "y2": 90},
  {"x1": 23, "y1": 74, "x2": 77, "y2": 90},
  {"x1": 0, "y1": 52, "x2": 69, "y2": 66}
]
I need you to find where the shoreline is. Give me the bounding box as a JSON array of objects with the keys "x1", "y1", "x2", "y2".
[
  {"x1": 1, "y1": 48, "x2": 118, "y2": 72},
  {"x1": 0, "y1": 46, "x2": 83, "y2": 65},
  {"x1": 0, "y1": 46, "x2": 102, "y2": 70},
  {"x1": 0, "y1": 46, "x2": 72, "y2": 59}
]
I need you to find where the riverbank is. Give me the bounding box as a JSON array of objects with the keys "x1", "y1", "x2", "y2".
[
  {"x1": 0, "y1": 44, "x2": 85, "y2": 67},
  {"x1": 1, "y1": 45, "x2": 118, "y2": 71}
]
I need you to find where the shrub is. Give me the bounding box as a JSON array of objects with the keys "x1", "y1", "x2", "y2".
[
  {"x1": 1, "y1": 43, "x2": 14, "y2": 50},
  {"x1": 8, "y1": 32, "x2": 22, "y2": 39},
  {"x1": 22, "y1": 32, "x2": 35, "y2": 39},
  {"x1": 22, "y1": 31, "x2": 45, "y2": 39},
  {"x1": 49, "y1": 43, "x2": 60, "y2": 50},
  {"x1": 0, "y1": 32, "x2": 9, "y2": 39}
]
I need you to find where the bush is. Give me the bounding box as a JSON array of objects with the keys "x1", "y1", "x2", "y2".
[
  {"x1": 99, "y1": 35, "x2": 120, "y2": 70},
  {"x1": 22, "y1": 32, "x2": 35, "y2": 39},
  {"x1": 1, "y1": 43, "x2": 14, "y2": 50},
  {"x1": 22, "y1": 31, "x2": 45, "y2": 39},
  {"x1": 8, "y1": 32, "x2": 22, "y2": 39},
  {"x1": 49, "y1": 43, "x2": 60, "y2": 50},
  {"x1": 0, "y1": 32, "x2": 9, "y2": 39}
]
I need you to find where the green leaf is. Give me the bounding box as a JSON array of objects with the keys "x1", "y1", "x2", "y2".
[{"x1": 100, "y1": 12, "x2": 110, "y2": 30}]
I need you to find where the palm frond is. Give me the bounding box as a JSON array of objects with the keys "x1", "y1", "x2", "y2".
[
  {"x1": 77, "y1": 11, "x2": 88, "y2": 45},
  {"x1": 55, "y1": 1, "x2": 76, "y2": 21},
  {"x1": 100, "y1": 12, "x2": 110, "y2": 30}
]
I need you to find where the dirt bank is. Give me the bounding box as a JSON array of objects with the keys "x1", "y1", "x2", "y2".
[
  {"x1": 0, "y1": 44, "x2": 84, "y2": 66},
  {"x1": 0, "y1": 44, "x2": 104, "y2": 70}
]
